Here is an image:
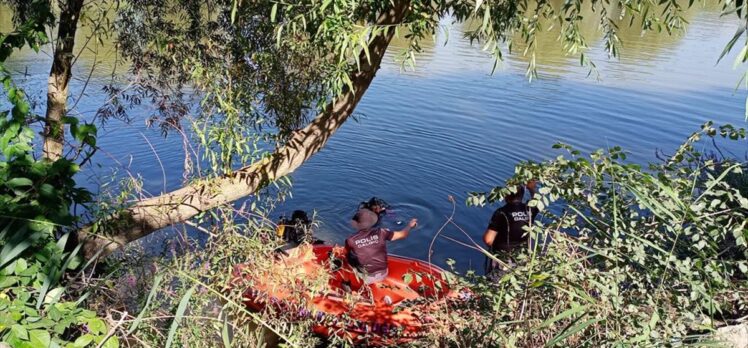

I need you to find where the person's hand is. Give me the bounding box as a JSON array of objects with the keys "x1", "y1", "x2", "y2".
[
  {"x1": 526, "y1": 179, "x2": 538, "y2": 192},
  {"x1": 407, "y1": 218, "x2": 418, "y2": 229}
]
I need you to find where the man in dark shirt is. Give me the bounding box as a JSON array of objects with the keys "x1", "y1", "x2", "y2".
[
  {"x1": 483, "y1": 181, "x2": 539, "y2": 273},
  {"x1": 345, "y1": 208, "x2": 417, "y2": 284}
]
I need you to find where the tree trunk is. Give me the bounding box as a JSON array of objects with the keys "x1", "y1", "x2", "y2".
[
  {"x1": 43, "y1": 0, "x2": 84, "y2": 161},
  {"x1": 79, "y1": 1, "x2": 411, "y2": 260}
]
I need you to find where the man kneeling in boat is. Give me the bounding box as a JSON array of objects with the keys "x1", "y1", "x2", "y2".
[{"x1": 345, "y1": 208, "x2": 418, "y2": 284}]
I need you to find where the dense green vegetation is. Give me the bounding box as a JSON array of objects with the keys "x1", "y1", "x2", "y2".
[
  {"x1": 459, "y1": 124, "x2": 747, "y2": 346},
  {"x1": 0, "y1": 13, "x2": 116, "y2": 347},
  {"x1": 0, "y1": 0, "x2": 746, "y2": 347}
]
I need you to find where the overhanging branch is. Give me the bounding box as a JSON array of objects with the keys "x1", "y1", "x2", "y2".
[{"x1": 79, "y1": 0, "x2": 411, "y2": 260}]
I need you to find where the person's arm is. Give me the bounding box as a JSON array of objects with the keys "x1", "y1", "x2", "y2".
[
  {"x1": 526, "y1": 179, "x2": 538, "y2": 197},
  {"x1": 483, "y1": 209, "x2": 504, "y2": 249},
  {"x1": 391, "y1": 218, "x2": 417, "y2": 241},
  {"x1": 526, "y1": 180, "x2": 540, "y2": 220},
  {"x1": 483, "y1": 228, "x2": 498, "y2": 248}
]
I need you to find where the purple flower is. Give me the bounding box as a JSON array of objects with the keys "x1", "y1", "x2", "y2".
[{"x1": 125, "y1": 274, "x2": 137, "y2": 288}]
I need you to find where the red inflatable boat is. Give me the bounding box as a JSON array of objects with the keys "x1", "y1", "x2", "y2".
[{"x1": 231, "y1": 244, "x2": 469, "y2": 345}]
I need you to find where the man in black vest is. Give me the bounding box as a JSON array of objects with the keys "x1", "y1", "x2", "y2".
[{"x1": 483, "y1": 180, "x2": 539, "y2": 273}]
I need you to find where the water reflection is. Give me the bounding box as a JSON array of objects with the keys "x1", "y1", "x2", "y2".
[
  {"x1": 3, "y1": 2, "x2": 741, "y2": 91},
  {"x1": 380, "y1": 1, "x2": 741, "y2": 92}
]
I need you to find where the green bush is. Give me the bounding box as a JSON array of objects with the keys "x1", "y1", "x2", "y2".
[
  {"x1": 112, "y1": 217, "x2": 324, "y2": 348},
  {"x1": 0, "y1": 19, "x2": 115, "y2": 348},
  {"x1": 449, "y1": 122, "x2": 748, "y2": 347},
  {"x1": 0, "y1": 249, "x2": 115, "y2": 348}
]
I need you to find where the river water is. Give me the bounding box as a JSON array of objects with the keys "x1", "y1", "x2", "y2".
[{"x1": 4, "y1": 7, "x2": 748, "y2": 271}]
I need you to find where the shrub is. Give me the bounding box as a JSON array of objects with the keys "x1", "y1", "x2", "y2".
[
  {"x1": 445, "y1": 122, "x2": 748, "y2": 347},
  {"x1": 115, "y1": 218, "x2": 325, "y2": 348},
  {"x1": 0, "y1": 22, "x2": 115, "y2": 347}
]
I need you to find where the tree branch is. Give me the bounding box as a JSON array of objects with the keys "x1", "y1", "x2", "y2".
[{"x1": 79, "y1": 0, "x2": 411, "y2": 260}]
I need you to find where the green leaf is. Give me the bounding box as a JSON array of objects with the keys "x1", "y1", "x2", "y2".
[
  {"x1": 71, "y1": 123, "x2": 96, "y2": 142},
  {"x1": 275, "y1": 24, "x2": 284, "y2": 47},
  {"x1": 87, "y1": 318, "x2": 106, "y2": 335},
  {"x1": 39, "y1": 184, "x2": 56, "y2": 198},
  {"x1": 648, "y1": 310, "x2": 659, "y2": 329},
  {"x1": 37, "y1": 266, "x2": 60, "y2": 310},
  {"x1": 718, "y1": 26, "x2": 746, "y2": 63},
  {"x1": 13, "y1": 100, "x2": 29, "y2": 117},
  {"x1": 0, "y1": 225, "x2": 38, "y2": 270},
  {"x1": 28, "y1": 329, "x2": 51, "y2": 347},
  {"x1": 222, "y1": 311, "x2": 231, "y2": 348},
  {"x1": 738, "y1": 262, "x2": 748, "y2": 274},
  {"x1": 73, "y1": 334, "x2": 94, "y2": 347},
  {"x1": 66, "y1": 255, "x2": 82, "y2": 270},
  {"x1": 270, "y1": 3, "x2": 278, "y2": 22},
  {"x1": 14, "y1": 258, "x2": 27, "y2": 274},
  {"x1": 23, "y1": 318, "x2": 54, "y2": 330},
  {"x1": 43, "y1": 287, "x2": 65, "y2": 305},
  {"x1": 545, "y1": 318, "x2": 602, "y2": 347},
  {"x1": 102, "y1": 336, "x2": 119, "y2": 348},
  {"x1": 481, "y1": 5, "x2": 490, "y2": 32},
  {"x1": 537, "y1": 307, "x2": 589, "y2": 330},
  {"x1": 165, "y1": 286, "x2": 196, "y2": 348},
  {"x1": 360, "y1": 37, "x2": 371, "y2": 65},
  {"x1": 230, "y1": 0, "x2": 238, "y2": 24},
  {"x1": 320, "y1": 0, "x2": 332, "y2": 12},
  {"x1": 11, "y1": 323, "x2": 29, "y2": 340},
  {"x1": 6, "y1": 177, "x2": 33, "y2": 188}
]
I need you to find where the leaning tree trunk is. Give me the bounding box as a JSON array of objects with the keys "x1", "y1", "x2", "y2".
[
  {"x1": 79, "y1": 1, "x2": 411, "y2": 260},
  {"x1": 43, "y1": 0, "x2": 84, "y2": 161}
]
